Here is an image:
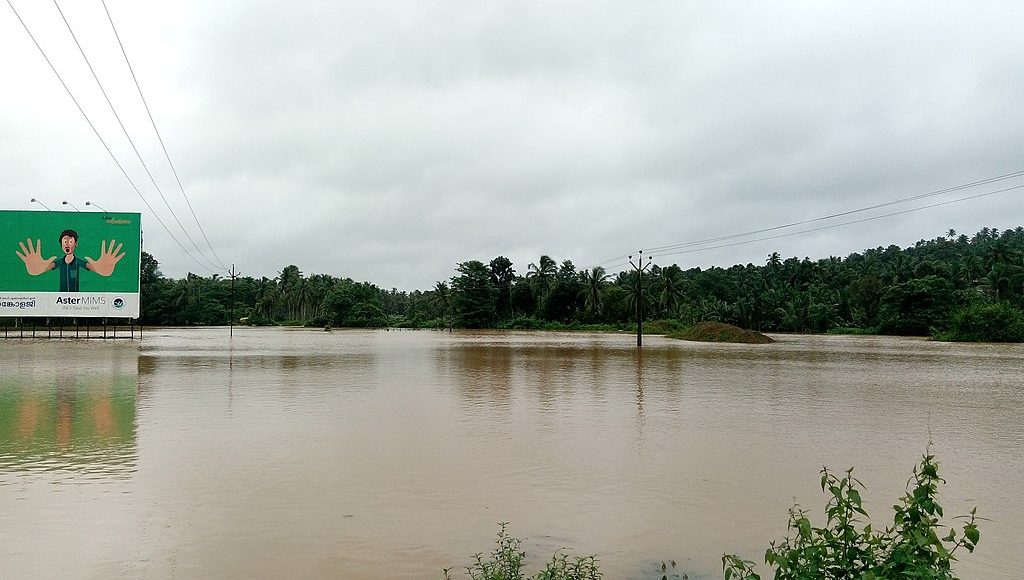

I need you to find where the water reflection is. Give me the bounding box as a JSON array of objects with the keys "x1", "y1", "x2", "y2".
[
  {"x1": 440, "y1": 345, "x2": 515, "y2": 409},
  {"x1": 1, "y1": 329, "x2": 1020, "y2": 579},
  {"x1": 0, "y1": 343, "x2": 137, "y2": 477},
  {"x1": 634, "y1": 349, "x2": 645, "y2": 430},
  {"x1": 439, "y1": 337, "x2": 681, "y2": 409}
]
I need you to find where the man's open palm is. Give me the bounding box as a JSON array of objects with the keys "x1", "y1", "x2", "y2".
[
  {"x1": 15, "y1": 239, "x2": 56, "y2": 275},
  {"x1": 86, "y1": 239, "x2": 125, "y2": 277}
]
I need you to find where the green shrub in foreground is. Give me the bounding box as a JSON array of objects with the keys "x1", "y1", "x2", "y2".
[
  {"x1": 443, "y1": 455, "x2": 978, "y2": 580},
  {"x1": 443, "y1": 523, "x2": 601, "y2": 580},
  {"x1": 723, "y1": 454, "x2": 980, "y2": 580}
]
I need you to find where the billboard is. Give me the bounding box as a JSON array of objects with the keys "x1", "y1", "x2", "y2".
[{"x1": 0, "y1": 210, "x2": 141, "y2": 317}]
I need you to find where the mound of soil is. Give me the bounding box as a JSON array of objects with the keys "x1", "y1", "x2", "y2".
[{"x1": 668, "y1": 321, "x2": 774, "y2": 344}]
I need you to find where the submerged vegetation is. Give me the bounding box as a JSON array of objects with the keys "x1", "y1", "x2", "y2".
[
  {"x1": 667, "y1": 321, "x2": 774, "y2": 344},
  {"x1": 443, "y1": 456, "x2": 979, "y2": 580},
  {"x1": 442, "y1": 523, "x2": 601, "y2": 580},
  {"x1": 140, "y1": 226, "x2": 1024, "y2": 341}
]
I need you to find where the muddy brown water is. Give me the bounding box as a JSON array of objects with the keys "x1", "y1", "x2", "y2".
[{"x1": 1, "y1": 328, "x2": 1021, "y2": 579}]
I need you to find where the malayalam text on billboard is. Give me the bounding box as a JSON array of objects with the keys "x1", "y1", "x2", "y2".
[{"x1": 1, "y1": 210, "x2": 142, "y2": 317}]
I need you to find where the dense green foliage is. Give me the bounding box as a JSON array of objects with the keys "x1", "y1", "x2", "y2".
[
  {"x1": 139, "y1": 226, "x2": 1024, "y2": 340},
  {"x1": 722, "y1": 454, "x2": 980, "y2": 580},
  {"x1": 940, "y1": 302, "x2": 1024, "y2": 342}
]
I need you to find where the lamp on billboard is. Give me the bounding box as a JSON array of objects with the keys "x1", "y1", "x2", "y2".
[
  {"x1": 85, "y1": 201, "x2": 107, "y2": 212},
  {"x1": 30, "y1": 198, "x2": 51, "y2": 211},
  {"x1": 61, "y1": 200, "x2": 81, "y2": 212},
  {"x1": 0, "y1": 210, "x2": 142, "y2": 318}
]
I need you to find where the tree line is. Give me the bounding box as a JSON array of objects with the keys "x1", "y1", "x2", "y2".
[{"x1": 140, "y1": 226, "x2": 1024, "y2": 341}]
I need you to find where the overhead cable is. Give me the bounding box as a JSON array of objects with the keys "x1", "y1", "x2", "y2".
[
  {"x1": 646, "y1": 170, "x2": 1024, "y2": 255},
  {"x1": 594, "y1": 169, "x2": 1024, "y2": 267},
  {"x1": 6, "y1": 0, "x2": 219, "y2": 275},
  {"x1": 654, "y1": 184, "x2": 1023, "y2": 260},
  {"x1": 53, "y1": 0, "x2": 226, "y2": 274},
  {"x1": 100, "y1": 0, "x2": 228, "y2": 271}
]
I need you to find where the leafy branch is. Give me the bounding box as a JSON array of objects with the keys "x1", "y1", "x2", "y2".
[{"x1": 723, "y1": 454, "x2": 980, "y2": 580}]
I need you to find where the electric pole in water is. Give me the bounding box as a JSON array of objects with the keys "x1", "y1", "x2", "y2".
[
  {"x1": 229, "y1": 264, "x2": 238, "y2": 337},
  {"x1": 629, "y1": 250, "x2": 652, "y2": 347}
]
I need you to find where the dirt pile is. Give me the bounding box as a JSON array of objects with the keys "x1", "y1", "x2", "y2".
[{"x1": 668, "y1": 321, "x2": 774, "y2": 344}]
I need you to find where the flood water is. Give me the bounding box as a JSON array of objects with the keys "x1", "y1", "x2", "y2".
[{"x1": 1, "y1": 328, "x2": 1021, "y2": 579}]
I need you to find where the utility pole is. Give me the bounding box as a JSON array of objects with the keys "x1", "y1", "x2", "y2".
[
  {"x1": 229, "y1": 264, "x2": 238, "y2": 337},
  {"x1": 628, "y1": 250, "x2": 652, "y2": 347}
]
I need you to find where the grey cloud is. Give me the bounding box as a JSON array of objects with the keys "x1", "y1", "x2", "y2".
[{"x1": 3, "y1": 1, "x2": 1023, "y2": 289}]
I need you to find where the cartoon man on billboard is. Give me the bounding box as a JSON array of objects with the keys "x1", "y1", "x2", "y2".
[{"x1": 15, "y1": 230, "x2": 125, "y2": 292}]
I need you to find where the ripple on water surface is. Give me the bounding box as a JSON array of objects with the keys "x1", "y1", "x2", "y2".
[{"x1": 1, "y1": 328, "x2": 1022, "y2": 579}]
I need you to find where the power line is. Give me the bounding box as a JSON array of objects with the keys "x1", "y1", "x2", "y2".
[
  {"x1": 5, "y1": 0, "x2": 218, "y2": 275},
  {"x1": 100, "y1": 0, "x2": 228, "y2": 271},
  {"x1": 593, "y1": 169, "x2": 1024, "y2": 267},
  {"x1": 653, "y1": 183, "x2": 1023, "y2": 261},
  {"x1": 648, "y1": 170, "x2": 1024, "y2": 255},
  {"x1": 598, "y1": 179, "x2": 1019, "y2": 276},
  {"x1": 52, "y1": 0, "x2": 225, "y2": 275}
]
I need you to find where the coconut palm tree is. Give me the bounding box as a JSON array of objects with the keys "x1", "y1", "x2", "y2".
[
  {"x1": 174, "y1": 273, "x2": 204, "y2": 324},
  {"x1": 255, "y1": 277, "x2": 281, "y2": 320},
  {"x1": 526, "y1": 255, "x2": 557, "y2": 315},
  {"x1": 432, "y1": 281, "x2": 451, "y2": 331},
  {"x1": 620, "y1": 270, "x2": 651, "y2": 321},
  {"x1": 579, "y1": 266, "x2": 609, "y2": 318},
  {"x1": 654, "y1": 267, "x2": 685, "y2": 317},
  {"x1": 885, "y1": 254, "x2": 910, "y2": 284}
]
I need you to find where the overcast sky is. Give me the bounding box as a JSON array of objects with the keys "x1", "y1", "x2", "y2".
[{"x1": 2, "y1": 1, "x2": 1022, "y2": 290}]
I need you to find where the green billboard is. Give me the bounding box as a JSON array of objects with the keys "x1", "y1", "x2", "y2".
[{"x1": 1, "y1": 210, "x2": 141, "y2": 317}]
